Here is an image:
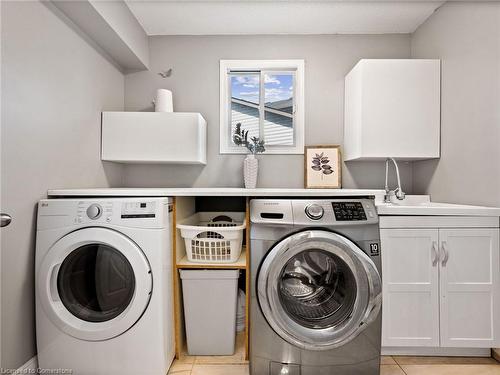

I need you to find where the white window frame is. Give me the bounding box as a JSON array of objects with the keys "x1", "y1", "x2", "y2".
[{"x1": 219, "y1": 59, "x2": 305, "y2": 154}]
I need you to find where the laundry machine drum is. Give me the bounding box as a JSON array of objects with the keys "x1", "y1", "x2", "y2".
[
  {"x1": 278, "y1": 249, "x2": 357, "y2": 329},
  {"x1": 257, "y1": 230, "x2": 381, "y2": 351},
  {"x1": 57, "y1": 244, "x2": 136, "y2": 323}
]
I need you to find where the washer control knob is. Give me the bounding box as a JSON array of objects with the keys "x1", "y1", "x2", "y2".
[
  {"x1": 86, "y1": 204, "x2": 102, "y2": 220},
  {"x1": 305, "y1": 204, "x2": 324, "y2": 220}
]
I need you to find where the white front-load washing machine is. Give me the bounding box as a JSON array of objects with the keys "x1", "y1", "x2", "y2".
[
  {"x1": 35, "y1": 198, "x2": 174, "y2": 375},
  {"x1": 250, "y1": 198, "x2": 382, "y2": 375}
]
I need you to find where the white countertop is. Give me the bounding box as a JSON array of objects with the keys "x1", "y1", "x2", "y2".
[
  {"x1": 47, "y1": 187, "x2": 385, "y2": 198},
  {"x1": 46, "y1": 189, "x2": 500, "y2": 216}
]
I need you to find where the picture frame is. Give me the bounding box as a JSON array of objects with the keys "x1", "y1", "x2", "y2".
[{"x1": 304, "y1": 145, "x2": 342, "y2": 189}]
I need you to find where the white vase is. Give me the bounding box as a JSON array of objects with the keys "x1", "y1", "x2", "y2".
[{"x1": 243, "y1": 154, "x2": 258, "y2": 189}]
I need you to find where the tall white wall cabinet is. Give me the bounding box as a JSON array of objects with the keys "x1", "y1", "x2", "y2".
[
  {"x1": 380, "y1": 216, "x2": 500, "y2": 350},
  {"x1": 344, "y1": 59, "x2": 441, "y2": 161}
]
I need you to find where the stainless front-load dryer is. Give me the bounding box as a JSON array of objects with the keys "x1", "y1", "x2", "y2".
[{"x1": 250, "y1": 199, "x2": 382, "y2": 375}]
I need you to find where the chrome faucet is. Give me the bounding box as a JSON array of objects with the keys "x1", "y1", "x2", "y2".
[{"x1": 384, "y1": 157, "x2": 406, "y2": 203}]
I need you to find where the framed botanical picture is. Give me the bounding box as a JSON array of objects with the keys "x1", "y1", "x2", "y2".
[{"x1": 304, "y1": 145, "x2": 342, "y2": 188}]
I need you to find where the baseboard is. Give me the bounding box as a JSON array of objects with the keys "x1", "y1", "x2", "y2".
[
  {"x1": 382, "y1": 347, "x2": 491, "y2": 357},
  {"x1": 14, "y1": 356, "x2": 38, "y2": 374}
]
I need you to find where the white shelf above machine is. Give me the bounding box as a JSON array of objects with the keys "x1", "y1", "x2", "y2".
[{"x1": 101, "y1": 111, "x2": 207, "y2": 164}]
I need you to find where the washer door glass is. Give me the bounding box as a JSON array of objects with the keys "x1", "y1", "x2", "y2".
[
  {"x1": 57, "y1": 244, "x2": 136, "y2": 323},
  {"x1": 278, "y1": 249, "x2": 357, "y2": 330},
  {"x1": 257, "y1": 230, "x2": 381, "y2": 351}
]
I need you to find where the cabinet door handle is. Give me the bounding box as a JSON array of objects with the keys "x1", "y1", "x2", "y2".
[
  {"x1": 441, "y1": 241, "x2": 449, "y2": 267},
  {"x1": 431, "y1": 241, "x2": 439, "y2": 266},
  {"x1": 1, "y1": 213, "x2": 12, "y2": 227}
]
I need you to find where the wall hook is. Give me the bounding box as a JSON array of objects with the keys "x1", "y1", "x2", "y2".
[{"x1": 158, "y1": 69, "x2": 172, "y2": 78}]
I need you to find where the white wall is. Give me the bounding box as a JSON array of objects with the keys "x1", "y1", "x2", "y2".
[
  {"x1": 1, "y1": 1, "x2": 124, "y2": 368},
  {"x1": 411, "y1": 2, "x2": 500, "y2": 207},
  {"x1": 123, "y1": 34, "x2": 414, "y2": 190}
]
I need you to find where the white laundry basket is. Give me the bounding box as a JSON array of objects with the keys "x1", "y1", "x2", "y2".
[
  {"x1": 180, "y1": 270, "x2": 239, "y2": 355},
  {"x1": 177, "y1": 212, "x2": 245, "y2": 263}
]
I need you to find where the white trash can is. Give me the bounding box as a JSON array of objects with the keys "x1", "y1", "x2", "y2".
[{"x1": 180, "y1": 269, "x2": 239, "y2": 355}]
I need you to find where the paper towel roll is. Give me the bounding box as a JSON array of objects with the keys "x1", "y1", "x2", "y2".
[{"x1": 155, "y1": 89, "x2": 173, "y2": 112}]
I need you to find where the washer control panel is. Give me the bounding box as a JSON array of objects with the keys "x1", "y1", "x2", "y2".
[
  {"x1": 77, "y1": 201, "x2": 113, "y2": 224},
  {"x1": 121, "y1": 201, "x2": 157, "y2": 219},
  {"x1": 37, "y1": 198, "x2": 171, "y2": 230},
  {"x1": 86, "y1": 204, "x2": 103, "y2": 220},
  {"x1": 305, "y1": 204, "x2": 325, "y2": 220},
  {"x1": 332, "y1": 201, "x2": 367, "y2": 221},
  {"x1": 251, "y1": 198, "x2": 378, "y2": 226}
]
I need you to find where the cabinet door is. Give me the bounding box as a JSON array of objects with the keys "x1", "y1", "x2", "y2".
[
  {"x1": 381, "y1": 229, "x2": 440, "y2": 347},
  {"x1": 439, "y1": 228, "x2": 500, "y2": 347},
  {"x1": 343, "y1": 59, "x2": 440, "y2": 161}
]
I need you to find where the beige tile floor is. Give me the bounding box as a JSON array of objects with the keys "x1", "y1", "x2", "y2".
[
  {"x1": 380, "y1": 356, "x2": 500, "y2": 375},
  {"x1": 169, "y1": 333, "x2": 248, "y2": 375},
  {"x1": 168, "y1": 355, "x2": 500, "y2": 375}
]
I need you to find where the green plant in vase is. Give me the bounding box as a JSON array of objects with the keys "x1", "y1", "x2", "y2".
[
  {"x1": 233, "y1": 123, "x2": 265, "y2": 154},
  {"x1": 233, "y1": 123, "x2": 265, "y2": 188}
]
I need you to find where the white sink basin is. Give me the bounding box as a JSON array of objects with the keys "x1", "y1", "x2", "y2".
[
  {"x1": 376, "y1": 195, "x2": 500, "y2": 216},
  {"x1": 384, "y1": 195, "x2": 430, "y2": 206}
]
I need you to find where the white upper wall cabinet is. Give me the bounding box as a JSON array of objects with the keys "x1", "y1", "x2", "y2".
[
  {"x1": 101, "y1": 112, "x2": 207, "y2": 164},
  {"x1": 344, "y1": 59, "x2": 440, "y2": 161}
]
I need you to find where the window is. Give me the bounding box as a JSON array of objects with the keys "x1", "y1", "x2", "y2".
[{"x1": 220, "y1": 60, "x2": 305, "y2": 154}]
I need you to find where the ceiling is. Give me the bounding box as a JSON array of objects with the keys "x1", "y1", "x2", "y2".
[{"x1": 125, "y1": 1, "x2": 445, "y2": 36}]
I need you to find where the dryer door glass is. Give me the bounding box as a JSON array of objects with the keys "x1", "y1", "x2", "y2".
[
  {"x1": 57, "y1": 244, "x2": 135, "y2": 322},
  {"x1": 278, "y1": 249, "x2": 357, "y2": 329}
]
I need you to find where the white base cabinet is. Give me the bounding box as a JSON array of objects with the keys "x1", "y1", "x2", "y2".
[
  {"x1": 381, "y1": 229, "x2": 440, "y2": 347},
  {"x1": 439, "y1": 229, "x2": 500, "y2": 348},
  {"x1": 381, "y1": 222, "x2": 500, "y2": 349}
]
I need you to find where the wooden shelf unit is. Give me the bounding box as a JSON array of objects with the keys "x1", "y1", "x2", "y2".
[{"x1": 172, "y1": 196, "x2": 251, "y2": 360}]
